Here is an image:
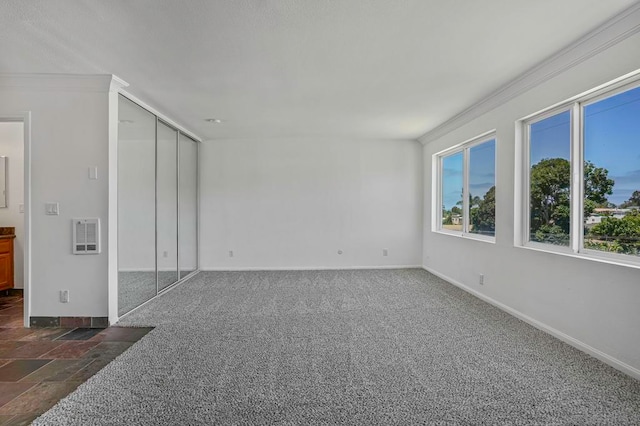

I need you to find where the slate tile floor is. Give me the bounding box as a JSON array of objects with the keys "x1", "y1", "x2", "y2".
[{"x1": 0, "y1": 293, "x2": 153, "y2": 425}]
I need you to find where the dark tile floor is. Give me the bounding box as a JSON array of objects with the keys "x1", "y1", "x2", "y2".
[{"x1": 0, "y1": 293, "x2": 153, "y2": 425}]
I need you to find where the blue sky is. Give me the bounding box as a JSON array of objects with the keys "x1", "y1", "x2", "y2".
[
  {"x1": 442, "y1": 152, "x2": 463, "y2": 211},
  {"x1": 442, "y1": 140, "x2": 495, "y2": 210},
  {"x1": 530, "y1": 86, "x2": 640, "y2": 206},
  {"x1": 584, "y1": 86, "x2": 640, "y2": 206}
]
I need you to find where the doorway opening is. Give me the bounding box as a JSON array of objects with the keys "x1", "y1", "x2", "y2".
[{"x1": 0, "y1": 115, "x2": 30, "y2": 327}]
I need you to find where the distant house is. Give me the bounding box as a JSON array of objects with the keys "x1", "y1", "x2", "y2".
[
  {"x1": 451, "y1": 214, "x2": 462, "y2": 225},
  {"x1": 585, "y1": 208, "x2": 632, "y2": 227}
]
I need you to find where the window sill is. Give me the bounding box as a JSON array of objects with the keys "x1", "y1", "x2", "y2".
[
  {"x1": 517, "y1": 243, "x2": 640, "y2": 270},
  {"x1": 434, "y1": 229, "x2": 496, "y2": 244}
]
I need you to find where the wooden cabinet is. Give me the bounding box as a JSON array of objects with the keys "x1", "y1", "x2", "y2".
[{"x1": 0, "y1": 237, "x2": 15, "y2": 291}]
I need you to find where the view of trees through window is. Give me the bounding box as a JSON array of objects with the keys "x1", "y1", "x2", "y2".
[
  {"x1": 469, "y1": 140, "x2": 496, "y2": 236},
  {"x1": 529, "y1": 111, "x2": 571, "y2": 246},
  {"x1": 441, "y1": 138, "x2": 496, "y2": 237},
  {"x1": 528, "y1": 85, "x2": 640, "y2": 257},
  {"x1": 441, "y1": 152, "x2": 464, "y2": 231}
]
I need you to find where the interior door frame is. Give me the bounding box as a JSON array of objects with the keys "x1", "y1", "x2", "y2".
[{"x1": 0, "y1": 112, "x2": 31, "y2": 327}]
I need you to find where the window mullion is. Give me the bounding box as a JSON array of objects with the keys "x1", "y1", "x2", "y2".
[
  {"x1": 570, "y1": 102, "x2": 583, "y2": 253},
  {"x1": 522, "y1": 123, "x2": 531, "y2": 245},
  {"x1": 463, "y1": 147, "x2": 470, "y2": 234},
  {"x1": 437, "y1": 156, "x2": 444, "y2": 230}
]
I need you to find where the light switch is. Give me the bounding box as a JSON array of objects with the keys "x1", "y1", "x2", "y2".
[
  {"x1": 45, "y1": 202, "x2": 59, "y2": 215},
  {"x1": 19, "y1": 204, "x2": 24, "y2": 213},
  {"x1": 89, "y1": 166, "x2": 98, "y2": 180}
]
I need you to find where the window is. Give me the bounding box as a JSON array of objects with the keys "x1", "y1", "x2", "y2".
[
  {"x1": 437, "y1": 134, "x2": 496, "y2": 240},
  {"x1": 441, "y1": 152, "x2": 464, "y2": 232},
  {"x1": 523, "y1": 80, "x2": 640, "y2": 261},
  {"x1": 528, "y1": 110, "x2": 571, "y2": 246}
]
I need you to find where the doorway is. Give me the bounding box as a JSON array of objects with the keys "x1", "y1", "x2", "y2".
[{"x1": 0, "y1": 115, "x2": 30, "y2": 327}]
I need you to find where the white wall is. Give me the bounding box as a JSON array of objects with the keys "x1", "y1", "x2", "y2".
[
  {"x1": 200, "y1": 138, "x2": 423, "y2": 269},
  {"x1": 0, "y1": 122, "x2": 24, "y2": 288},
  {"x1": 178, "y1": 136, "x2": 198, "y2": 273},
  {"x1": 0, "y1": 74, "x2": 122, "y2": 318},
  {"x1": 421, "y1": 31, "x2": 640, "y2": 376}
]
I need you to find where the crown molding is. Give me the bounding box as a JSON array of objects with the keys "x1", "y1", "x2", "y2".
[
  {"x1": 0, "y1": 73, "x2": 129, "y2": 93},
  {"x1": 418, "y1": 2, "x2": 640, "y2": 145},
  {"x1": 109, "y1": 75, "x2": 129, "y2": 92}
]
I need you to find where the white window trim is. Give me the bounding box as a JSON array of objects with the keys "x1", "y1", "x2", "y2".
[
  {"x1": 517, "y1": 72, "x2": 640, "y2": 268},
  {"x1": 434, "y1": 131, "x2": 497, "y2": 243}
]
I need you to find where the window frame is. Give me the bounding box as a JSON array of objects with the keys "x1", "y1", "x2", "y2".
[
  {"x1": 521, "y1": 105, "x2": 575, "y2": 254},
  {"x1": 519, "y1": 75, "x2": 640, "y2": 267},
  {"x1": 434, "y1": 131, "x2": 497, "y2": 243}
]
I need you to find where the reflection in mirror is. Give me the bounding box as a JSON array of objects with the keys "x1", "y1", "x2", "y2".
[
  {"x1": 157, "y1": 121, "x2": 179, "y2": 291},
  {"x1": 118, "y1": 96, "x2": 157, "y2": 315},
  {"x1": 179, "y1": 134, "x2": 197, "y2": 278},
  {"x1": 0, "y1": 157, "x2": 7, "y2": 208}
]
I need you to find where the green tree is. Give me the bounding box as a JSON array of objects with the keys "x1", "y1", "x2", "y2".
[
  {"x1": 587, "y1": 210, "x2": 640, "y2": 255},
  {"x1": 530, "y1": 158, "x2": 571, "y2": 240},
  {"x1": 584, "y1": 160, "x2": 615, "y2": 217},
  {"x1": 470, "y1": 186, "x2": 495, "y2": 235},
  {"x1": 442, "y1": 205, "x2": 452, "y2": 225},
  {"x1": 620, "y1": 190, "x2": 640, "y2": 209},
  {"x1": 529, "y1": 158, "x2": 613, "y2": 244}
]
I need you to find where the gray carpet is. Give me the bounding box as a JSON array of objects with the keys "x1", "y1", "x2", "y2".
[{"x1": 37, "y1": 269, "x2": 640, "y2": 425}]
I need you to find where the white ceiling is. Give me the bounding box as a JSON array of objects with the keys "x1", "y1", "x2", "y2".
[{"x1": 0, "y1": 0, "x2": 636, "y2": 140}]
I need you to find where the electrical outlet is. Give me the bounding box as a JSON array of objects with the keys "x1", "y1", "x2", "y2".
[
  {"x1": 229, "y1": 250, "x2": 234, "y2": 257},
  {"x1": 479, "y1": 274, "x2": 484, "y2": 285},
  {"x1": 60, "y1": 290, "x2": 69, "y2": 303},
  {"x1": 383, "y1": 248, "x2": 388, "y2": 256}
]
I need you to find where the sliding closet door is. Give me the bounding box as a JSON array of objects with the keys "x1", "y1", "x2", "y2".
[
  {"x1": 157, "y1": 121, "x2": 179, "y2": 291},
  {"x1": 117, "y1": 96, "x2": 157, "y2": 315},
  {"x1": 179, "y1": 134, "x2": 198, "y2": 278}
]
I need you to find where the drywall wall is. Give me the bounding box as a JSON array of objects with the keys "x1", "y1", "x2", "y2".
[
  {"x1": 0, "y1": 122, "x2": 24, "y2": 288},
  {"x1": 200, "y1": 138, "x2": 423, "y2": 269},
  {"x1": 178, "y1": 135, "x2": 198, "y2": 274},
  {"x1": 421, "y1": 30, "x2": 640, "y2": 376},
  {"x1": 0, "y1": 74, "x2": 122, "y2": 319}
]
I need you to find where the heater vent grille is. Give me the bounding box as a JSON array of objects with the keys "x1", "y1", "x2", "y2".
[{"x1": 73, "y1": 218, "x2": 100, "y2": 254}]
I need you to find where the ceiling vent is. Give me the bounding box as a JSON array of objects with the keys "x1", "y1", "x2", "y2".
[{"x1": 73, "y1": 218, "x2": 100, "y2": 255}]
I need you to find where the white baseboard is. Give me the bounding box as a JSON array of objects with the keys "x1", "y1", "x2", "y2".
[
  {"x1": 201, "y1": 265, "x2": 422, "y2": 272},
  {"x1": 422, "y1": 266, "x2": 640, "y2": 380},
  {"x1": 118, "y1": 268, "x2": 155, "y2": 272}
]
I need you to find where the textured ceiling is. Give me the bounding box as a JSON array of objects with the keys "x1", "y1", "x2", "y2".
[{"x1": 0, "y1": 0, "x2": 636, "y2": 140}]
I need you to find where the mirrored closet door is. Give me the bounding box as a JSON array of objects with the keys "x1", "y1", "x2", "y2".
[
  {"x1": 117, "y1": 97, "x2": 157, "y2": 316},
  {"x1": 117, "y1": 95, "x2": 199, "y2": 316},
  {"x1": 157, "y1": 121, "x2": 179, "y2": 291}
]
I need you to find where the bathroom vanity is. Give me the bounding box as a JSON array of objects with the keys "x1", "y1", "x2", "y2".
[{"x1": 0, "y1": 227, "x2": 15, "y2": 291}]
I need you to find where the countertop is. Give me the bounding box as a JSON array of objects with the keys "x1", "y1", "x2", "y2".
[{"x1": 0, "y1": 227, "x2": 15, "y2": 239}]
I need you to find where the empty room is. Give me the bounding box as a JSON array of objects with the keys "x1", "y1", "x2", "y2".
[{"x1": 0, "y1": 1, "x2": 639, "y2": 424}]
